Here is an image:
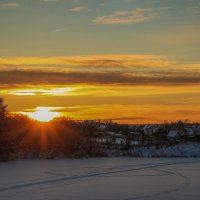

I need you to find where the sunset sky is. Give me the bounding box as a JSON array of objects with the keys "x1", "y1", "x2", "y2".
[{"x1": 0, "y1": 0, "x2": 200, "y2": 123}]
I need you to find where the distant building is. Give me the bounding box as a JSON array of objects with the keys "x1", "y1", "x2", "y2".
[
  {"x1": 143, "y1": 125, "x2": 159, "y2": 136},
  {"x1": 167, "y1": 130, "x2": 181, "y2": 142},
  {"x1": 185, "y1": 128, "x2": 196, "y2": 140}
]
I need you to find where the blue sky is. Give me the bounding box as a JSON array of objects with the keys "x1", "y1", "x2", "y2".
[{"x1": 0, "y1": 0, "x2": 199, "y2": 63}]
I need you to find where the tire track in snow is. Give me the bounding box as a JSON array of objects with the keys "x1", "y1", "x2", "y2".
[
  {"x1": 98, "y1": 167, "x2": 175, "y2": 178},
  {"x1": 0, "y1": 160, "x2": 198, "y2": 193},
  {"x1": 123, "y1": 167, "x2": 192, "y2": 200}
]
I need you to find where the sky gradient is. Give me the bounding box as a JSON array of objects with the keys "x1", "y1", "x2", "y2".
[{"x1": 0, "y1": 0, "x2": 200, "y2": 123}]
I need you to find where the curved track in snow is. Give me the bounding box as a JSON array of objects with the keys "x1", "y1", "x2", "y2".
[{"x1": 0, "y1": 159, "x2": 199, "y2": 200}]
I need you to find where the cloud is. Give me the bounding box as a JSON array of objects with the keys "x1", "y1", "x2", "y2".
[
  {"x1": 105, "y1": 117, "x2": 146, "y2": 121},
  {"x1": 0, "y1": 69, "x2": 199, "y2": 86},
  {"x1": 69, "y1": 6, "x2": 88, "y2": 12},
  {"x1": 0, "y1": 3, "x2": 19, "y2": 8},
  {"x1": 9, "y1": 88, "x2": 74, "y2": 96},
  {"x1": 0, "y1": 54, "x2": 174, "y2": 69},
  {"x1": 0, "y1": 54, "x2": 199, "y2": 87},
  {"x1": 176, "y1": 110, "x2": 200, "y2": 115},
  {"x1": 94, "y1": 8, "x2": 159, "y2": 25}
]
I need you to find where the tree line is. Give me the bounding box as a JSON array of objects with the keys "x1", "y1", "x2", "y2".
[
  {"x1": 1, "y1": 97, "x2": 200, "y2": 161},
  {"x1": 0, "y1": 97, "x2": 109, "y2": 161}
]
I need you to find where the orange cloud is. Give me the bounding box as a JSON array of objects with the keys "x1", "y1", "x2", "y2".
[
  {"x1": 94, "y1": 8, "x2": 159, "y2": 25},
  {"x1": 0, "y1": 54, "x2": 174, "y2": 69}
]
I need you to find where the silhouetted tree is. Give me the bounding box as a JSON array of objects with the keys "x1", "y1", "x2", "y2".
[
  {"x1": 80, "y1": 120, "x2": 99, "y2": 138},
  {"x1": 0, "y1": 97, "x2": 12, "y2": 161},
  {"x1": 0, "y1": 97, "x2": 8, "y2": 131}
]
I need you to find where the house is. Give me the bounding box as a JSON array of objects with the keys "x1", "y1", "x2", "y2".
[
  {"x1": 167, "y1": 130, "x2": 181, "y2": 142},
  {"x1": 99, "y1": 124, "x2": 107, "y2": 131},
  {"x1": 128, "y1": 132, "x2": 143, "y2": 142},
  {"x1": 115, "y1": 138, "x2": 126, "y2": 145},
  {"x1": 144, "y1": 125, "x2": 154, "y2": 136},
  {"x1": 143, "y1": 125, "x2": 159, "y2": 136},
  {"x1": 94, "y1": 131, "x2": 125, "y2": 146},
  {"x1": 185, "y1": 128, "x2": 196, "y2": 140},
  {"x1": 130, "y1": 140, "x2": 139, "y2": 146}
]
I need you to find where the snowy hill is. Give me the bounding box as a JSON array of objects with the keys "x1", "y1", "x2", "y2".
[{"x1": 131, "y1": 143, "x2": 200, "y2": 158}]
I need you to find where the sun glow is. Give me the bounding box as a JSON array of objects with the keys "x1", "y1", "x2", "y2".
[{"x1": 20, "y1": 107, "x2": 62, "y2": 122}]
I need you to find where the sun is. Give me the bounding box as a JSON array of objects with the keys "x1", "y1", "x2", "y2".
[{"x1": 21, "y1": 107, "x2": 61, "y2": 122}]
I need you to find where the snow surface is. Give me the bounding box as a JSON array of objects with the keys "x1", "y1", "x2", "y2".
[
  {"x1": 131, "y1": 143, "x2": 200, "y2": 157},
  {"x1": 0, "y1": 157, "x2": 200, "y2": 200}
]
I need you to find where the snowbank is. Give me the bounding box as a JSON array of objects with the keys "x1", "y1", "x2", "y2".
[{"x1": 131, "y1": 143, "x2": 200, "y2": 158}]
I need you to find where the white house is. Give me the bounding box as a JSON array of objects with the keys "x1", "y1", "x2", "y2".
[
  {"x1": 99, "y1": 124, "x2": 107, "y2": 131},
  {"x1": 144, "y1": 125, "x2": 159, "y2": 136},
  {"x1": 167, "y1": 130, "x2": 181, "y2": 141}
]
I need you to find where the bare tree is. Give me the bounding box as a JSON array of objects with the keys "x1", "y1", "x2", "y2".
[
  {"x1": 0, "y1": 97, "x2": 7, "y2": 118},
  {"x1": 0, "y1": 97, "x2": 11, "y2": 161},
  {"x1": 0, "y1": 97, "x2": 8, "y2": 134}
]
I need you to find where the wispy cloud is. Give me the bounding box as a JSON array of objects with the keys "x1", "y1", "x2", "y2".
[
  {"x1": 69, "y1": 6, "x2": 88, "y2": 12},
  {"x1": 0, "y1": 55, "x2": 199, "y2": 87},
  {"x1": 9, "y1": 88, "x2": 74, "y2": 96},
  {"x1": 0, "y1": 54, "x2": 174, "y2": 69},
  {"x1": 94, "y1": 8, "x2": 159, "y2": 25},
  {"x1": 0, "y1": 3, "x2": 19, "y2": 8}
]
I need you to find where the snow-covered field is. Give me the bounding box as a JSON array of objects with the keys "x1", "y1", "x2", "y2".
[
  {"x1": 0, "y1": 158, "x2": 200, "y2": 200},
  {"x1": 131, "y1": 143, "x2": 200, "y2": 157}
]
